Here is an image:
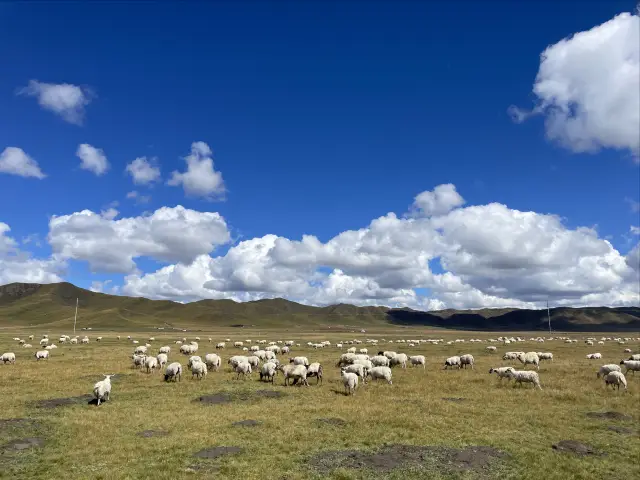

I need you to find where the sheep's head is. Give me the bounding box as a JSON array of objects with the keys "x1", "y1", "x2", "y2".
[{"x1": 620, "y1": 360, "x2": 625, "y2": 365}]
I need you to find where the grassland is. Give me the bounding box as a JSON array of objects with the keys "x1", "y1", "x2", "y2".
[{"x1": 1, "y1": 326, "x2": 639, "y2": 480}]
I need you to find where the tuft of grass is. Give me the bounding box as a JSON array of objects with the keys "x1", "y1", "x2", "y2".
[{"x1": 0, "y1": 328, "x2": 638, "y2": 479}]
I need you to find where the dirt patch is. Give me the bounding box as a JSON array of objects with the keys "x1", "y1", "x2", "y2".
[
  {"x1": 307, "y1": 444, "x2": 508, "y2": 475},
  {"x1": 607, "y1": 425, "x2": 635, "y2": 435},
  {"x1": 442, "y1": 397, "x2": 466, "y2": 402},
  {"x1": 552, "y1": 440, "x2": 602, "y2": 456},
  {"x1": 0, "y1": 437, "x2": 45, "y2": 453},
  {"x1": 0, "y1": 418, "x2": 41, "y2": 430},
  {"x1": 137, "y1": 430, "x2": 169, "y2": 438},
  {"x1": 197, "y1": 393, "x2": 233, "y2": 405},
  {"x1": 586, "y1": 411, "x2": 632, "y2": 421},
  {"x1": 232, "y1": 420, "x2": 262, "y2": 427},
  {"x1": 32, "y1": 395, "x2": 94, "y2": 409},
  {"x1": 316, "y1": 418, "x2": 348, "y2": 426},
  {"x1": 194, "y1": 446, "x2": 244, "y2": 459},
  {"x1": 255, "y1": 390, "x2": 286, "y2": 398}
]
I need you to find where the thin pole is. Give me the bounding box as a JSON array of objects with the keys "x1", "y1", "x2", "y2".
[
  {"x1": 73, "y1": 298, "x2": 78, "y2": 334},
  {"x1": 547, "y1": 300, "x2": 551, "y2": 334}
]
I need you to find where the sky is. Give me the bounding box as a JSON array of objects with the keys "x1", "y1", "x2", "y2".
[{"x1": 0, "y1": 1, "x2": 639, "y2": 310}]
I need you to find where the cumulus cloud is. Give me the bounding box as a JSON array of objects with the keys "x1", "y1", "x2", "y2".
[
  {"x1": 17, "y1": 80, "x2": 93, "y2": 125},
  {"x1": 409, "y1": 183, "x2": 465, "y2": 217},
  {"x1": 0, "y1": 147, "x2": 47, "y2": 179},
  {"x1": 48, "y1": 205, "x2": 231, "y2": 273},
  {"x1": 167, "y1": 142, "x2": 225, "y2": 199},
  {"x1": 0, "y1": 222, "x2": 64, "y2": 284},
  {"x1": 510, "y1": 11, "x2": 640, "y2": 157},
  {"x1": 126, "y1": 191, "x2": 151, "y2": 204},
  {"x1": 120, "y1": 184, "x2": 640, "y2": 309},
  {"x1": 125, "y1": 157, "x2": 161, "y2": 185},
  {"x1": 77, "y1": 144, "x2": 109, "y2": 176}
]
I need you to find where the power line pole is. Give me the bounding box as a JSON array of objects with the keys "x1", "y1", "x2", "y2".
[{"x1": 73, "y1": 298, "x2": 78, "y2": 334}]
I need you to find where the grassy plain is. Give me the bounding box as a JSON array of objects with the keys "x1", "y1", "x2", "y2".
[{"x1": 0, "y1": 327, "x2": 639, "y2": 480}]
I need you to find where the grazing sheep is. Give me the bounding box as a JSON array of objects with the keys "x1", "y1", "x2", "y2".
[
  {"x1": 342, "y1": 363, "x2": 366, "y2": 382},
  {"x1": 623, "y1": 348, "x2": 632, "y2": 353},
  {"x1": 22, "y1": 344, "x2": 32, "y2": 348},
  {"x1": 144, "y1": 356, "x2": 158, "y2": 373},
  {"x1": 370, "y1": 355, "x2": 390, "y2": 367},
  {"x1": 164, "y1": 362, "x2": 182, "y2": 382},
  {"x1": 505, "y1": 369, "x2": 542, "y2": 389},
  {"x1": 187, "y1": 356, "x2": 203, "y2": 370},
  {"x1": 215, "y1": 342, "x2": 226, "y2": 349},
  {"x1": 156, "y1": 353, "x2": 168, "y2": 369},
  {"x1": 604, "y1": 371, "x2": 627, "y2": 390},
  {"x1": 278, "y1": 364, "x2": 308, "y2": 386},
  {"x1": 134, "y1": 345, "x2": 147, "y2": 355},
  {"x1": 460, "y1": 354, "x2": 475, "y2": 369},
  {"x1": 132, "y1": 354, "x2": 147, "y2": 369},
  {"x1": 620, "y1": 360, "x2": 640, "y2": 375},
  {"x1": 536, "y1": 352, "x2": 554, "y2": 362},
  {"x1": 629, "y1": 354, "x2": 640, "y2": 361},
  {"x1": 306, "y1": 362, "x2": 323, "y2": 384},
  {"x1": 93, "y1": 375, "x2": 113, "y2": 405},
  {"x1": 409, "y1": 355, "x2": 426, "y2": 368},
  {"x1": 246, "y1": 355, "x2": 260, "y2": 369},
  {"x1": 347, "y1": 347, "x2": 357, "y2": 354},
  {"x1": 443, "y1": 356, "x2": 461, "y2": 369},
  {"x1": 34, "y1": 350, "x2": 49, "y2": 360},
  {"x1": 191, "y1": 360, "x2": 208, "y2": 380},
  {"x1": 516, "y1": 352, "x2": 539, "y2": 370},
  {"x1": 336, "y1": 353, "x2": 356, "y2": 367},
  {"x1": 159, "y1": 346, "x2": 171, "y2": 354},
  {"x1": 1, "y1": 352, "x2": 16, "y2": 364},
  {"x1": 390, "y1": 353, "x2": 408, "y2": 368},
  {"x1": 340, "y1": 368, "x2": 359, "y2": 395},
  {"x1": 81, "y1": 337, "x2": 89, "y2": 344},
  {"x1": 233, "y1": 361, "x2": 252, "y2": 380},
  {"x1": 502, "y1": 352, "x2": 523, "y2": 360},
  {"x1": 486, "y1": 346, "x2": 497, "y2": 352},
  {"x1": 39, "y1": 338, "x2": 49, "y2": 346},
  {"x1": 586, "y1": 353, "x2": 602, "y2": 360},
  {"x1": 597, "y1": 364, "x2": 621, "y2": 378},
  {"x1": 260, "y1": 361, "x2": 277, "y2": 383},
  {"x1": 289, "y1": 356, "x2": 310, "y2": 366},
  {"x1": 368, "y1": 366, "x2": 393, "y2": 384},
  {"x1": 204, "y1": 353, "x2": 221, "y2": 371},
  {"x1": 228, "y1": 355, "x2": 249, "y2": 368},
  {"x1": 489, "y1": 366, "x2": 515, "y2": 381}
]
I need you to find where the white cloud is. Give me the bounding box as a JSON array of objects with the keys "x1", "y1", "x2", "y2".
[
  {"x1": 126, "y1": 191, "x2": 151, "y2": 204},
  {"x1": 409, "y1": 183, "x2": 465, "y2": 217},
  {"x1": 510, "y1": 11, "x2": 640, "y2": 157},
  {"x1": 167, "y1": 142, "x2": 225, "y2": 199},
  {"x1": 77, "y1": 144, "x2": 109, "y2": 176},
  {"x1": 0, "y1": 222, "x2": 64, "y2": 284},
  {"x1": 17, "y1": 80, "x2": 93, "y2": 125},
  {"x1": 0, "y1": 147, "x2": 47, "y2": 179},
  {"x1": 125, "y1": 157, "x2": 161, "y2": 185},
  {"x1": 631, "y1": 226, "x2": 640, "y2": 235},
  {"x1": 121, "y1": 184, "x2": 640, "y2": 309},
  {"x1": 48, "y1": 205, "x2": 231, "y2": 273}
]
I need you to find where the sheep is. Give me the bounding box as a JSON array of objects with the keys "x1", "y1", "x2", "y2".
[
  {"x1": 1, "y1": 352, "x2": 16, "y2": 364},
  {"x1": 156, "y1": 353, "x2": 168, "y2": 369},
  {"x1": 443, "y1": 356, "x2": 461, "y2": 369},
  {"x1": 359, "y1": 348, "x2": 368, "y2": 354},
  {"x1": 34, "y1": 350, "x2": 49, "y2": 360},
  {"x1": 278, "y1": 364, "x2": 308, "y2": 386},
  {"x1": 370, "y1": 355, "x2": 390, "y2": 367},
  {"x1": 187, "y1": 356, "x2": 203, "y2": 370},
  {"x1": 502, "y1": 352, "x2": 523, "y2": 360},
  {"x1": 409, "y1": 355, "x2": 426, "y2": 368},
  {"x1": 246, "y1": 355, "x2": 260, "y2": 369},
  {"x1": 306, "y1": 362, "x2": 323, "y2": 385},
  {"x1": 629, "y1": 354, "x2": 640, "y2": 361},
  {"x1": 215, "y1": 342, "x2": 225, "y2": 349},
  {"x1": 93, "y1": 375, "x2": 113, "y2": 405},
  {"x1": 22, "y1": 344, "x2": 32, "y2": 348},
  {"x1": 164, "y1": 362, "x2": 182, "y2": 382},
  {"x1": 70, "y1": 338, "x2": 78, "y2": 345},
  {"x1": 39, "y1": 338, "x2": 49, "y2": 346},
  {"x1": 390, "y1": 353, "x2": 408, "y2": 368},
  {"x1": 134, "y1": 345, "x2": 147, "y2": 355},
  {"x1": 516, "y1": 352, "x2": 539, "y2": 370},
  {"x1": 342, "y1": 363, "x2": 366, "y2": 382},
  {"x1": 379, "y1": 351, "x2": 397, "y2": 360},
  {"x1": 623, "y1": 348, "x2": 632, "y2": 353},
  {"x1": 596, "y1": 364, "x2": 621, "y2": 378},
  {"x1": 132, "y1": 354, "x2": 147, "y2": 369},
  {"x1": 460, "y1": 354, "x2": 475, "y2": 369},
  {"x1": 347, "y1": 347, "x2": 357, "y2": 354},
  {"x1": 620, "y1": 360, "x2": 640, "y2": 375},
  {"x1": 259, "y1": 362, "x2": 277, "y2": 383},
  {"x1": 505, "y1": 369, "x2": 542, "y2": 389},
  {"x1": 159, "y1": 346, "x2": 171, "y2": 354},
  {"x1": 289, "y1": 356, "x2": 309, "y2": 366},
  {"x1": 340, "y1": 368, "x2": 359, "y2": 395},
  {"x1": 143, "y1": 356, "x2": 158, "y2": 373},
  {"x1": 486, "y1": 346, "x2": 497, "y2": 352},
  {"x1": 81, "y1": 337, "x2": 89, "y2": 344},
  {"x1": 204, "y1": 353, "x2": 221, "y2": 371},
  {"x1": 489, "y1": 366, "x2": 515, "y2": 381},
  {"x1": 233, "y1": 361, "x2": 252, "y2": 380},
  {"x1": 368, "y1": 366, "x2": 393, "y2": 384},
  {"x1": 336, "y1": 353, "x2": 357, "y2": 366},
  {"x1": 228, "y1": 355, "x2": 249, "y2": 368},
  {"x1": 191, "y1": 360, "x2": 208, "y2": 380},
  {"x1": 604, "y1": 371, "x2": 627, "y2": 390},
  {"x1": 537, "y1": 352, "x2": 554, "y2": 362}
]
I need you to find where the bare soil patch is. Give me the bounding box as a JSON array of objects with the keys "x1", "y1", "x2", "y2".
[
  {"x1": 33, "y1": 395, "x2": 94, "y2": 409},
  {"x1": 316, "y1": 418, "x2": 348, "y2": 426},
  {"x1": 137, "y1": 430, "x2": 169, "y2": 438},
  {"x1": 552, "y1": 440, "x2": 602, "y2": 456},
  {"x1": 307, "y1": 444, "x2": 508, "y2": 476},
  {"x1": 0, "y1": 437, "x2": 45, "y2": 453},
  {"x1": 197, "y1": 393, "x2": 233, "y2": 405},
  {"x1": 607, "y1": 426, "x2": 635, "y2": 435},
  {"x1": 586, "y1": 411, "x2": 632, "y2": 421},
  {"x1": 442, "y1": 397, "x2": 466, "y2": 402},
  {"x1": 232, "y1": 420, "x2": 262, "y2": 427},
  {"x1": 193, "y1": 446, "x2": 244, "y2": 459}
]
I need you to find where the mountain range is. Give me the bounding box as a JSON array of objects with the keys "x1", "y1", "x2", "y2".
[{"x1": 0, "y1": 282, "x2": 638, "y2": 332}]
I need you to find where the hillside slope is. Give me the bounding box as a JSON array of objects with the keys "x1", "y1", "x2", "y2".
[{"x1": 0, "y1": 282, "x2": 638, "y2": 331}]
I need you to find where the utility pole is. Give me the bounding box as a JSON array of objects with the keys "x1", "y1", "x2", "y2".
[{"x1": 73, "y1": 298, "x2": 78, "y2": 334}]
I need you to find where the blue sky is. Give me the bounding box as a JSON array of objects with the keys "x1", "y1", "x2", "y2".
[{"x1": 0, "y1": 2, "x2": 638, "y2": 309}]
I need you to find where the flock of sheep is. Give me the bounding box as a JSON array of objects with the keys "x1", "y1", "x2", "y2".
[{"x1": 2, "y1": 333, "x2": 639, "y2": 404}]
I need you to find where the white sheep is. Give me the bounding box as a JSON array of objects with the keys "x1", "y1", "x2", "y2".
[
  {"x1": 1, "y1": 352, "x2": 16, "y2": 364},
  {"x1": 604, "y1": 371, "x2": 627, "y2": 390},
  {"x1": 340, "y1": 368, "x2": 359, "y2": 395},
  {"x1": 22, "y1": 343, "x2": 33, "y2": 348},
  {"x1": 278, "y1": 364, "x2": 308, "y2": 386},
  {"x1": 216, "y1": 342, "x2": 225, "y2": 349},
  {"x1": 516, "y1": 352, "x2": 539, "y2": 370},
  {"x1": 134, "y1": 345, "x2": 147, "y2": 355},
  {"x1": 370, "y1": 355, "x2": 390, "y2": 367},
  {"x1": 233, "y1": 361, "x2": 252, "y2": 380},
  {"x1": 191, "y1": 360, "x2": 208, "y2": 380},
  {"x1": 93, "y1": 374, "x2": 113, "y2": 406},
  {"x1": 164, "y1": 362, "x2": 182, "y2": 382},
  {"x1": 409, "y1": 355, "x2": 426, "y2": 368},
  {"x1": 144, "y1": 356, "x2": 159, "y2": 373},
  {"x1": 629, "y1": 354, "x2": 640, "y2": 361},
  {"x1": 596, "y1": 364, "x2": 621, "y2": 378},
  {"x1": 156, "y1": 353, "x2": 168, "y2": 369},
  {"x1": 306, "y1": 362, "x2": 323, "y2": 384},
  {"x1": 502, "y1": 352, "x2": 523, "y2": 360},
  {"x1": 486, "y1": 346, "x2": 497, "y2": 352},
  {"x1": 159, "y1": 346, "x2": 171, "y2": 354},
  {"x1": 39, "y1": 338, "x2": 49, "y2": 346},
  {"x1": 34, "y1": 350, "x2": 49, "y2": 360},
  {"x1": 259, "y1": 362, "x2": 278, "y2": 383},
  {"x1": 390, "y1": 353, "x2": 408, "y2": 368},
  {"x1": 460, "y1": 354, "x2": 475, "y2": 369},
  {"x1": 347, "y1": 347, "x2": 357, "y2": 354},
  {"x1": 246, "y1": 355, "x2": 260, "y2": 369},
  {"x1": 132, "y1": 354, "x2": 147, "y2": 369},
  {"x1": 368, "y1": 366, "x2": 392, "y2": 384},
  {"x1": 187, "y1": 356, "x2": 203, "y2": 370},
  {"x1": 443, "y1": 356, "x2": 461, "y2": 369},
  {"x1": 204, "y1": 353, "x2": 221, "y2": 371},
  {"x1": 289, "y1": 356, "x2": 309, "y2": 366},
  {"x1": 536, "y1": 352, "x2": 554, "y2": 362},
  {"x1": 228, "y1": 355, "x2": 249, "y2": 368},
  {"x1": 586, "y1": 353, "x2": 602, "y2": 359},
  {"x1": 489, "y1": 366, "x2": 514, "y2": 381},
  {"x1": 342, "y1": 363, "x2": 366, "y2": 382},
  {"x1": 505, "y1": 369, "x2": 542, "y2": 389},
  {"x1": 620, "y1": 360, "x2": 640, "y2": 375}
]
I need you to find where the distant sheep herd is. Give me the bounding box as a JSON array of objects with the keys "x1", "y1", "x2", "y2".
[{"x1": 1, "y1": 333, "x2": 639, "y2": 404}]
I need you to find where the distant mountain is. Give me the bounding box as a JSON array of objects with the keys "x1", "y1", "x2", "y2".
[{"x1": 0, "y1": 282, "x2": 638, "y2": 332}]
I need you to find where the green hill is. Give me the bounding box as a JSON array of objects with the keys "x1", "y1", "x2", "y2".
[{"x1": 0, "y1": 282, "x2": 638, "y2": 332}]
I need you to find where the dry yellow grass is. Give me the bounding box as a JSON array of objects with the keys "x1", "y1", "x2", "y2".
[{"x1": 1, "y1": 327, "x2": 639, "y2": 480}]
